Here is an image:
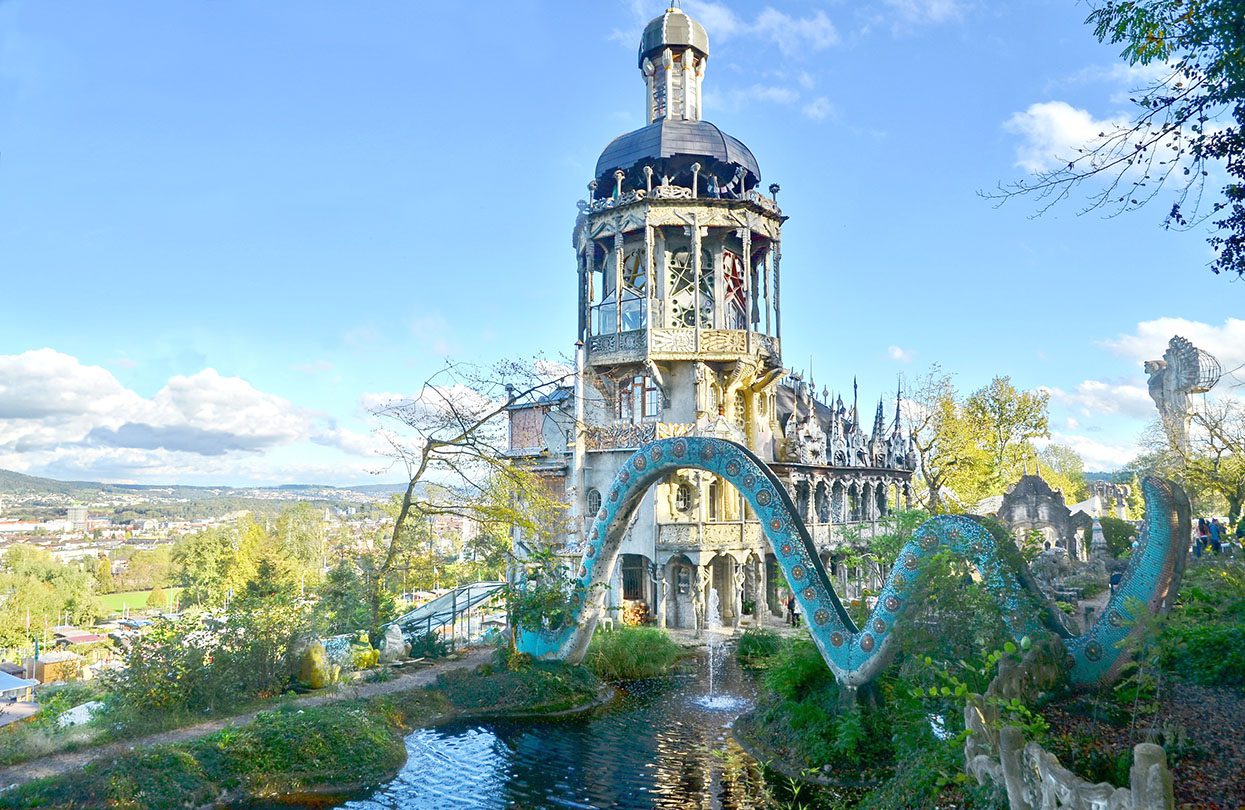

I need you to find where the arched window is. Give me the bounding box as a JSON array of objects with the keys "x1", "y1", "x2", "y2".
[
  {"x1": 733, "y1": 390, "x2": 747, "y2": 431},
  {"x1": 586, "y1": 488, "x2": 602, "y2": 516},
  {"x1": 675, "y1": 483, "x2": 692, "y2": 512}
]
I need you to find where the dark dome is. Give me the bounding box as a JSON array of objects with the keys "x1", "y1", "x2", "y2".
[
  {"x1": 595, "y1": 119, "x2": 761, "y2": 186},
  {"x1": 639, "y1": 8, "x2": 709, "y2": 68}
]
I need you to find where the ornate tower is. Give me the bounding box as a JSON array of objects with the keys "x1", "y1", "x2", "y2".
[{"x1": 571, "y1": 6, "x2": 787, "y2": 630}]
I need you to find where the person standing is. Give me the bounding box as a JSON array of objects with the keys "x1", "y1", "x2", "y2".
[
  {"x1": 785, "y1": 593, "x2": 795, "y2": 626},
  {"x1": 1197, "y1": 518, "x2": 1210, "y2": 556},
  {"x1": 1209, "y1": 518, "x2": 1223, "y2": 555}
]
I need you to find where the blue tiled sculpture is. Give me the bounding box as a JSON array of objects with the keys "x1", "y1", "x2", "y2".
[{"x1": 517, "y1": 437, "x2": 1188, "y2": 688}]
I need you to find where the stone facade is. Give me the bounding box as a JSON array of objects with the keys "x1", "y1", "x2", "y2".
[
  {"x1": 992, "y1": 474, "x2": 1093, "y2": 560},
  {"x1": 507, "y1": 7, "x2": 914, "y2": 630}
]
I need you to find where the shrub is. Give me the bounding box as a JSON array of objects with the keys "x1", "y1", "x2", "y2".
[
  {"x1": 1157, "y1": 559, "x2": 1245, "y2": 686},
  {"x1": 1099, "y1": 516, "x2": 1138, "y2": 558},
  {"x1": 408, "y1": 630, "x2": 449, "y2": 659},
  {"x1": 585, "y1": 626, "x2": 682, "y2": 681},
  {"x1": 736, "y1": 628, "x2": 783, "y2": 668},
  {"x1": 434, "y1": 661, "x2": 599, "y2": 714}
]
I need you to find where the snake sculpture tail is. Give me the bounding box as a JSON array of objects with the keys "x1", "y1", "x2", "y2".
[{"x1": 517, "y1": 437, "x2": 1189, "y2": 688}]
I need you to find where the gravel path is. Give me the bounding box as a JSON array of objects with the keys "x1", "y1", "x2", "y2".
[{"x1": 0, "y1": 647, "x2": 492, "y2": 791}]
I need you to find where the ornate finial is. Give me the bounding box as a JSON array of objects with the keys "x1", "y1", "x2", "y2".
[
  {"x1": 691, "y1": 162, "x2": 701, "y2": 198},
  {"x1": 643, "y1": 164, "x2": 654, "y2": 193},
  {"x1": 769, "y1": 183, "x2": 780, "y2": 202}
]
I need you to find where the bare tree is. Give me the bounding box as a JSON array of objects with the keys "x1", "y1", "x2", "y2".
[
  {"x1": 366, "y1": 358, "x2": 573, "y2": 633},
  {"x1": 985, "y1": 0, "x2": 1245, "y2": 277}
]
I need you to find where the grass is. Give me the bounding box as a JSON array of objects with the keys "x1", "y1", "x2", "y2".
[
  {"x1": 98, "y1": 588, "x2": 182, "y2": 613},
  {"x1": 584, "y1": 626, "x2": 683, "y2": 681},
  {"x1": 435, "y1": 658, "x2": 601, "y2": 714},
  {"x1": 0, "y1": 690, "x2": 452, "y2": 810},
  {"x1": 735, "y1": 628, "x2": 783, "y2": 669}
]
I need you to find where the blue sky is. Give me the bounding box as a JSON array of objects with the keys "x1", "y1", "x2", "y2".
[{"x1": 0, "y1": 0, "x2": 1241, "y2": 486}]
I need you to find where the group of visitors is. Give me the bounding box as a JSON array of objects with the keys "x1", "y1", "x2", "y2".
[{"x1": 1193, "y1": 517, "x2": 1243, "y2": 557}]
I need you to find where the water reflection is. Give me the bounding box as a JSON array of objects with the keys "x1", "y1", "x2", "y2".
[{"x1": 343, "y1": 647, "x2": 768, "y2": 809}]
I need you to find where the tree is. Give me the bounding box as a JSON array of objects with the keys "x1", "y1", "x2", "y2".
[
  {"x1": 95, "y1": 555, "x2": 114, "y2": 594},
  {"x1": 1133, "y1": 395, "x2": 1245, "y2": 521},
  {"x1": 1037, "y1": 443, "x2": 1090, "y2": 504},
  {"x1": 965, "y1": 377, "x2": 1050, "y2": 493},
  {"x1": 904, "y1": 366, "x2": 991, "y2": 512},
  {"x1": 990, "y1": 0, "x2": 1245, "y2": 277},
  {"x1": 367, "y1": 359, "x2": 571, "y2": 635}
]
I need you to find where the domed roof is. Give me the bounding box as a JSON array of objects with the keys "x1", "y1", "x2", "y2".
[
  {"x1": 595, "y1": 119, "x2": 760, "y2": 184},
  {"x1": 639, "y1": 7, "x2": 709, "y2": 68}
]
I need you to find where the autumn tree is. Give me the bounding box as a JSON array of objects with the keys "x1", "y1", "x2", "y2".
[
  {"x1": 990, "y1": 0, "x2": 1245, "y2": 277},
  {"x1": 1037, "y1": 443, "x2": 1090, "y2": 504},
  {"x1": 965, "y1": 376, "x2": 1051, "y2": 493},
  {"x1": 904, "y1": 366, "x2": 991, "y2": 512},
  {"x1": 95, "y1": 554, "x2": 115, "y2": 594}
]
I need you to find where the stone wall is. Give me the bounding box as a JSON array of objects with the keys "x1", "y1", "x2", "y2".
[{"x1": 963, "y1": 638, "x2": 1174, "y2": 810}]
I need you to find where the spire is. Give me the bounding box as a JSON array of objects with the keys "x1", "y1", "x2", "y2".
[
  {"x1": 873, "y1": 396, "x2": 885, "y2": 438},
  {"x1": 639, "y1": 7, "x2": 709, "y2": 122},
  {"x1": 851, "y1": 377, "x2": 859, "y2": 425}
]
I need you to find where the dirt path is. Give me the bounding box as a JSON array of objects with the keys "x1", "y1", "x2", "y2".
[{"x1": 0, "y1": 647, "x2": 492, "y2": 791}]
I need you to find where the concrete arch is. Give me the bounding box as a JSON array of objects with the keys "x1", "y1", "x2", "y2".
[{"x1": 517, "y1": 437, "x2": 1189, "y2": 689}]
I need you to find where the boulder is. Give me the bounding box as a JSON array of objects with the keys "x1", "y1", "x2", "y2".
[
  {"x1": 297, "y1": 641, "x2": 339, "y2": 690},
  {"x1": 380, "y1": 625, "x2": 408, "y2": 663}
]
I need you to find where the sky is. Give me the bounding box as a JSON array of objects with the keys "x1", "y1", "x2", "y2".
[{"x1": 0, "y1": 0, "x2": 1241, "y2": 487}]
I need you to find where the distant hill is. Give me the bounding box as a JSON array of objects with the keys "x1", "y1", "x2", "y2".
[{"x1": 0, "y1": 468, "x2": 406, "y2": 500}]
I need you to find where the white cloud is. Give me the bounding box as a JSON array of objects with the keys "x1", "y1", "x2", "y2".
[
  {"x1": 1047, "y1": 431, "x2": 1140, "y2": 471},
  {"x1": 1099, "y1": 317, "x2": 1245, "y2": 378},
  {"x1": 882, "y1": 0, "x2": 964, "y2": 26},
  {"x1": 887, "y1": 345, "x2": 914, "y2": 363},
  {"x1": 1003, "y1": 101, "x2": 1129, "y2": 173},
  {"x1": 802, "y1": 96, "x2": 834, "y2": 121},
  {"x1": 0, "y1": 349, "x2": 380, "y2": 483},
  {"x1": 1042, "y1": 380, "x2": 1155, "y2": 420},
  {"x1": 752, "y1": 8, "x2": 838, "y2": 55}
]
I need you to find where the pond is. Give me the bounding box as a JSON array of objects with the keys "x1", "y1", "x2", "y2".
[{"x1": 341, "y1": 640, "x2": 773, "y2": 810}]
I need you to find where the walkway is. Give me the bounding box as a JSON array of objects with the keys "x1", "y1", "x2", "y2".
[{"x1": 0, "y1": 646, "x2": 492, "y2": 791}]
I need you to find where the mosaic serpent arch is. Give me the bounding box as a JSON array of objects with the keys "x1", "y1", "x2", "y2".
[{"x1": 517, "y1": 437, "x2": 1189, "y2": 688}]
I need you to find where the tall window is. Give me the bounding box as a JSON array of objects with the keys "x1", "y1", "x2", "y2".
[
  {"x1": 618, "y1": 374, "x2": 660, "y2": 423},
  {"x1": 708, "y1": 479, "x2": 720, "y2": 521},
  {"x1": 723, "y1": 250, "x2": 746, "y2": 330},
  {"x1": 586, "y1": 488, "x2": 602, "y2": 516},
  {"x1": 622, "y1": 555, "x2": 645, "y2": 601},
  {"x1": 620, "y1": 248, "x2": 647, "y2": 331}
]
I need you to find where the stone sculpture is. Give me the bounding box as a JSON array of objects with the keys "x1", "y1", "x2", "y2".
[
  {"x1": 380, "y1": 624, "x2": 408, "y2": 663},
  {"x1": 517, "y1": 437, "x2": 1189, "y2": 689},
  {"x1": 1145, "y1": 335, "x2": 1221, "y2": 450}
]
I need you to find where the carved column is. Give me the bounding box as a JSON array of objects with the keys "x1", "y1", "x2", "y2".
[
  {"x1": 614, "y1": 229, "x2": 625, "y2": 333},
  {"x1": 772, "y1": 240, "x2": 781, "y2": 341},
  {"x1": 654, "y1": 563, "x2": 668, "y2": 629},
  {"x1": 732, "y1": 559, "x2": 745, "y2": 631},
  {"x1": 753, "y1": 558, "x2": 766, "y2": 626}
]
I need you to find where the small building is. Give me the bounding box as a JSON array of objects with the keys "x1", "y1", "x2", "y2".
[
  {"x1": 0, "y1": 671, "x2": 36, "y2": 702},
  {"x1": 24, "y1": 651, "x2": 82, "y2": 684}
]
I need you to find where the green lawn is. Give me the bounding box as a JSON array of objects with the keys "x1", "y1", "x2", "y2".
[{"x1": 100, "y1": 588, "x2": 181, "y2": 613}]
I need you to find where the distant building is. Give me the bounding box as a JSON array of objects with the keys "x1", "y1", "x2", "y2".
[
  {"x1": 507, "y1": 7, "x2": 914, "y2": 631},
  {"x1": 67, "y1": 506, "x2": 89, "y2": 530}
]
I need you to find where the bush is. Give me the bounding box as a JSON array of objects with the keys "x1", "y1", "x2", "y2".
[
  {"x1": 408, "y1": 630, "x2": 450, "y2": 659},
  {"x1": 434, "y1": 661, "x2": 600, "y2": 714},
  {"x1": 736, "y1": 628, "x2": 783, "y2": 668},
  {"x1": 1157, "y1": 559, "x2": 1245, "y2": 686},
  {"x1": 1099, "y1": 516, "x2": 1138, "y2": 558},
  {"x1": 0, "y1": 701, "x2": 411, "y2": 809},
  {"x1": 585, "y1": 626, "x2": 682, "y2": 681}
]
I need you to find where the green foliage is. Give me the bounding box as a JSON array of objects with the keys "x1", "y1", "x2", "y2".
[
  {"x1": 1099, "y1": 515, "x2": 1138, "y2": 558},
  {"x1": 735, "y1": 627, "x2": 783, "y2": 669},
  {"x1": 408, "y1": 630, "x2": 450, "y2": 659},
  {"x1": 584, "y1": 626, "x2": 682, "y2": 681},
  {"x1": 0, "y1": 701, "x2": 413, "y2": 810},
  {"x1": 105, "y1": 585, "x2": 310, "y2": 715},
  {"x1": 1157, "y1": 558, "x2": 1245, "y2": 686},
  {"x1": 0, "y1": 544, "x2": 102, "y2": 645},
  {"x1": 510, "y1": 545, "x2": 592, "y2": 634},
  {"x1": 434, "y1": 660, "x2": 600, "y2": 714},
  {"x1": 1085, "y1": 0, "x2": 1245, "y2": 276}
]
